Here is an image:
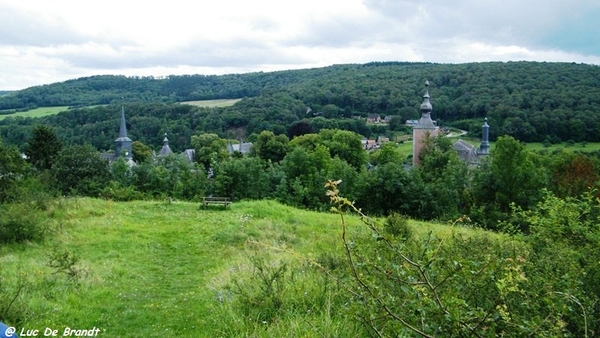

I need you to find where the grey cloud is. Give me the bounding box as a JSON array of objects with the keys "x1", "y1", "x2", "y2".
[{"x1": 0, "y1": 7, "x2": 86, "y2": 46}]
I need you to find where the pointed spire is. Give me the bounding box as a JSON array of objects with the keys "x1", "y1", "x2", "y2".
[
  {"x1": 415, "y1": 80, "x2": 435, "y2": 129},
  {"x1": 115, "y1": 105, "x2": 132, "y2": 159},
  {"x1": 119, "y1": 105, "x2": 128, "y2": 139}
]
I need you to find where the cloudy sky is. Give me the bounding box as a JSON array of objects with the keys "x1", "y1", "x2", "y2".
[{"x1": 1, "y1": 0, "x2": 599, "y2": 90}]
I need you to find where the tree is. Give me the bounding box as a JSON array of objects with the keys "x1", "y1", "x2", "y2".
[
  {"x1": 25, "y1": 124, "x2": 62, "y2": 171},
  {"x1": 548, "y1": 151, "x2": 600, "y2": 198},
  {"x1": 0, "y1": 138, "x2": 28, "y2": 203},
  {"x1": 190, "y1": 133, "x2": 228, "y2": 169},
  {"x1": 370, "y1": 142, "x2": 404, "y2": 166},
  {"x1": 470, "y1": 136, "x2": 547, "y2": 229},
  {"x1": 51, "y1": 144, "x2": 110, "y2": 196},
  {"x1": 132, "y1": 141, "x2": 153, "y2": 163},
  {"x1": 319, "y1": 129, "x2": 367, "y2": 170},
  {"x1": 287, "y1": 120, "x2": 314, "y2": 139},
  {"x1": 251, "y1": 131, "x2": 289, "y2": 163}
]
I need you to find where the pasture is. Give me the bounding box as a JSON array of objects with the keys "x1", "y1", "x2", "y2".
[{"x1": 0, "y1": 106, "x2": 70, "y2": 120}]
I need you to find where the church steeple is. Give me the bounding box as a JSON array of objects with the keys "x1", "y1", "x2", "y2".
[
  {"x1": 412, "y1": 80, "x2": 440, "y2": 166},
  {"x1": 115, "y1": 105, "x2": 132, "y2": 160},
  {"x1": 119, "y1": 105, "x2": 128, "y2": 139},
  {"x1": 417, "y1": 80, "x2": 436, "y2": 129}
]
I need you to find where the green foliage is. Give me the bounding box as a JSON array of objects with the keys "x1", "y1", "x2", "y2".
[
  {"x1": 213, "y1": 156, "x2": 277, "y2": 201},
  {"x1": 131, "y1": 140, "x2": 153, "y2": 163},
  {"x1": 47, "y1": 247, "x2": 83, "y2": 279},
  {"x1": 190, "y1": 133, "x2": 228, "y2": 169},
  {"x1": 369, "y1": 142, "x2": 404, "y2": 165},
  {"x1": 51, "y1": 144, "x2": 110, "y2": 196},
  {"x1": 24, "y1": 124, "x2": 63, "y2": 171},
  {"x1": 251, "y1": 130, "x2": 289, "y2": 163},
  {"x1": 0, "y1": 202, "x2": 46, "y2": 243},
  {"x1": 383, "y1": 213, "x2": 412, "y2": 239},
  {"x1": 471, "y1": 136, "x2": 547, "y2": 229},
  {"x1": 228, "y1": 256, "x2": 289, "y2": 323},
  {"x1": 0, "y1": 138, "x2": 29, "y2": 203},
  {"x1": 326, "y1": 179, "x2": 590, "y2": 337}
]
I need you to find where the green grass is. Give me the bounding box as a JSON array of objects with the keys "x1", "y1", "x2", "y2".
[
  {"x1": 0, "y1": 106, "x2": 70, "y2": 120},
  {"x1": 0, "y1": 198, "x2": 367, "y2": 336},
  {"x1": 0, "y1": 197, "x2": 516, "y2": 337},
  {"x1": 181, "y1": 99, "x2": 242, "y2": 108},
  {"x1": 524, "y1": 141, "x2": 600, "y2": 153}
]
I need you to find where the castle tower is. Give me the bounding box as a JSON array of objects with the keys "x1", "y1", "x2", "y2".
[
  {"x1": 412, "y1": 80, "x2": 439, "y2": 165},
  {"x1": 477, "y1": 118, "x2": 490, "y2": 156},
  {"x1": 115, "y1": 105, "x2": 132, "y2": 160}
]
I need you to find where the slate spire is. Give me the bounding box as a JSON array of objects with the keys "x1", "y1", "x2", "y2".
[
  {"x1": 115, "y1": 105, "x2": 132, "y2": 159},
  {"x1": 416, "y1": 80, "x2": 435, "y2": 129}
]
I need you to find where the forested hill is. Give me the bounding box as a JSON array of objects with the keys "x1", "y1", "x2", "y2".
[
  {"x1": 3, "y1": 62, "x2": 599, "y2": 114},
  {"x1": 1, "y1": 61, "x2": 600, "y2": 150}
]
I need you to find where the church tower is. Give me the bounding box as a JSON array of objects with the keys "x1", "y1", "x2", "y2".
[
  {"x1": 115, "y1": 105, "x2": 132, "y2": 160},
  {"x1": 412, "y1": 80, "x2": 439, "y2": 165}
]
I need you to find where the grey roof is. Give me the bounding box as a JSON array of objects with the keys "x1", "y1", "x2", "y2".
[
  {"x1": 159, "y1": 133, "x2": 173, "y2": 156},
  {"x1": 453, "y1": 139, "x2": 478, "y2": 163},
  {"x1": 182, "y1": 149, "x2": 195, "y2": 162},
  {"x1": 227, "y1": 142, "x2": 253, "y2": 154}
]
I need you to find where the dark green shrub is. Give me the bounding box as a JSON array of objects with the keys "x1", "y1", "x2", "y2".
[
  {"x1": 384, "y1": 213, "x2": 412, "y2": 239},
  {"x1": 0, "y1": 203, "x2": 46, "y2": 243},
  {"x1": 100, "y1": 181, "x2": 144, "y2": 201}
]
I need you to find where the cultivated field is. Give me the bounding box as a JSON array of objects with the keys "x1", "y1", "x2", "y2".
[
  {"x1": 181, "y1": 98, "x2": 242, "y2": 108},
  {"x1": 0, "y1": 106, "x2": 70, "y2": 120}
]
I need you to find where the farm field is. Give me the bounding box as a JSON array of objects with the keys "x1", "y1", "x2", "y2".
[
  {"x1": 181, "y1": 98, "x2": 242, "y2": 108},
  {"x1": 0, "y1": 106, "x2": 70, "y2": 120}
]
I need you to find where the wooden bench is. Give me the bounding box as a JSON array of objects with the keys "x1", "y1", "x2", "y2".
[{"x1": 201, "y1": 197, "x2": 231, "y2": 209}]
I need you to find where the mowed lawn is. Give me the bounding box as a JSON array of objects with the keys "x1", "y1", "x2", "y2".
[
  {"x1": 0, "y1": 198, "x2": 365, "y2": 337},
  {"x1": 0, "y1": 106, "x2": 70, "y2": 120}
]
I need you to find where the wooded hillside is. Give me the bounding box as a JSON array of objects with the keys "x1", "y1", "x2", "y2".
[{"x1": 1, "y1": 61, "x2": 599, "y2": 150}]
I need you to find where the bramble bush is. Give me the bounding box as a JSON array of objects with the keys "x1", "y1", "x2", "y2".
[{"x1": 325, "y1": 179, "x2": 595, "y2": 337}]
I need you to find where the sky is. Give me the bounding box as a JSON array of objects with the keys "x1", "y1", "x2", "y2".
[{"x1": 1, "y1": 0, "x2": 600, "y2": 90}]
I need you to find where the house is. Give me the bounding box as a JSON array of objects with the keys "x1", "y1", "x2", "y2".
[
  {"x1": 362, "y1": 138, "x2": 377, "y2": 150},
  {"x1": 377, "y1": 136, "x2": 390, "y2": 144},
  {"x1": 227, "y1": 141, "x2": 253, "y2": 154},
  {"x1": 367, "y1": 114, "x2": 381, "y2": 123}
]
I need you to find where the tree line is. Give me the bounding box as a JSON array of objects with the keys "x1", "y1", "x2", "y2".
[{"x1": 3, "y1": 124, "x2": 600, "y2": 230}]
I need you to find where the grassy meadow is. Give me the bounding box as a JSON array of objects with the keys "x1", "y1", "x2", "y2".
[
  {"x1": 0, "y1": 197, "x2": 510, "y2": 337},
  {"x1": 0, "y1": 106, "x2": 70, "y2": 120},
  {"x1": 0, "y1": 198, "x2": 363, "y2": 336}
]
